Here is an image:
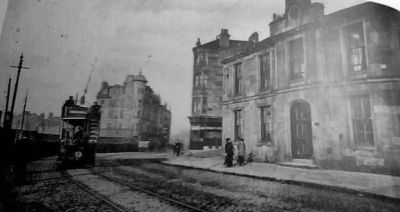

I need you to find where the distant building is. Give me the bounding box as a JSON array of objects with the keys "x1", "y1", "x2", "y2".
[
  {"x1": 12, "y1": 111, "x2": 44, "y2": 131},
  {"x1": 97, "y1": 72, "x2": 171, "y2": 146},
  {"x1": 188, "y1": 29, "x2": 251, "y2": 151},
  {"x1": 222, "y1": 0, "x2": 400, "y2": 174},
  {"x1": 38, "y1": 114, "x2": 61, "y2": 135}
]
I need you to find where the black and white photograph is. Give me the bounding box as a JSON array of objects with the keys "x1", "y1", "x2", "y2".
[{"x1": 0, "y1": 0, "x2": 400, "y2": 211}]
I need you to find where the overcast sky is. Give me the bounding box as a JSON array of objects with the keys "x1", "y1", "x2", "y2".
[{"x1": 0, "y1": 0, "x2": 390, "y2": 136}]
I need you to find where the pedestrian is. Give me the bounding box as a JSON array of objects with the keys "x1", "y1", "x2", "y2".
[
  {"x1": 247, "y1": 152, "x2": 254, "y2": 163},
  {"x1": 172, "y1": 142, "x2": 177, "y2": 155},
  {"x1": 176, "y1": 142, "x2": 181, "y2": 156},
  {"x1": 237, "y1": 138, "x2": 246, "y2": 166},
  {"x1": 224, "y1": 138, "x2": 234, "y2": 167}
]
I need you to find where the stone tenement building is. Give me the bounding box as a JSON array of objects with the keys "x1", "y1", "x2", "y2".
[
  {"x1": 97, "y1": 73, "x2": 171, "y2": 146},
  {"x1": 188, "y1": 29, "x2": 251, "y2": 151},
  {"x1": 222, "y1": 0, "x2": 400, "y2": 174}
]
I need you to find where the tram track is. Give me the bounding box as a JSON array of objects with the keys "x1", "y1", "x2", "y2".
[
  {"x1": 90, "y1": 170, "x2": 208, "y2": 212},
  {"x1": 24, "y1": 169, "x2": 126, "y2": 212},
  {"x1": 65, "y1": 172, "x2": 126, "y2": 212},
  {"x1": 23, "y1": 165, "x2": 208, "y2": 211}
]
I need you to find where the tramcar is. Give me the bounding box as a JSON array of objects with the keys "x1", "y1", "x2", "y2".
[{"x1": 57, "y1": 98, "x2": 101, "y2": 168}]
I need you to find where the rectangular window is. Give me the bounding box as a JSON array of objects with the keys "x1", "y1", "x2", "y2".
[
  {"x1": 234, "y1": 63, "x2": 242, "y2": 95},
  {"x1": 260, "y1": 106, "x2": 272, "y2": 142},
  {"x1": 120, "y1": 110, "x2": 123, "y2": 118},
  {"x1": 197, "y1": 54, "x2": 204, "y2": 65},
  {"x1": 259, "y1": 53, "x2": 271, "y2": 90},
  {"x1": 202, "y1": 97, "x2": 207, "y2": 113},
  {"x1": 351, "y1": 95, "x2": 374, "y2": 146},
  {"x1": 194, "y1": 74, "x2": 200, "y2": 88},
  {"x1": 192, "y1": 98, "x2": 201, "y2": 114},
  {"x1": 234, "y1": 110, "x2": 243, "y2": 140},
  {"x1": 344, "y1": 22, "x2": 366, "y2": 72},
  {"x1": 289, "y1": 38, "x2": 305, "y2": 80}
]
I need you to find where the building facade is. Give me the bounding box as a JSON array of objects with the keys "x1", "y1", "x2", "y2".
[
  {"x1": 222, "y1": 0, "x2": 400, "y2": 174},
  {"x1": 97, "y1": 73, "x2": 171, "y2": 147},
  {"x1": 188, "y1": 29, "x2": 251, "y2": 151}
]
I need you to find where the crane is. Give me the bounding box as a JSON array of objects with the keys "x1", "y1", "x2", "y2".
[{"x1": 80, "y1": 57, "x2": 97, "y2": 105}]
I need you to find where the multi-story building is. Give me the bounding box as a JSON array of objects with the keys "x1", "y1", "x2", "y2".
[
  {"x1": 97, "y1": 72, "x2": 171, "y2": 146},
  {"x1": 222, "y1": 0, "x2": 400, "y2": 174},
  {"x1": 188, "y1": 29, "x2": 251, "y2": 151}
]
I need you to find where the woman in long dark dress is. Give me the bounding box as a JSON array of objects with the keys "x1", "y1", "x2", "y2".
[{"x1": 224, "y1": 138, "x2": 234, "y2": 167}]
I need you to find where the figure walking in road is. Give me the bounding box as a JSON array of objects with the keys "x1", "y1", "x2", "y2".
[
  {"x1": 237, "y1": 138, "x2": 246, "y2": 166},
  {"x1": 224, "y1": 138, "x2": 234, "y2": 167}
]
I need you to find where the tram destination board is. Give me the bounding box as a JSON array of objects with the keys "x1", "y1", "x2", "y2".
[{"x1": 62, "y1": 106, "x2": 89, "y2": 119}]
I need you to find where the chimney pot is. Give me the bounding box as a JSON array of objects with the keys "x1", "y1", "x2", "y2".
[{"x1": 196, "y1": 38, "x2": 201, "y2": 47}]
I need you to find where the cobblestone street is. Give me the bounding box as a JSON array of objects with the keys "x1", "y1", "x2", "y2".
[{"x1": 2, "y1": 157, "x2": 399, "y2": 212}]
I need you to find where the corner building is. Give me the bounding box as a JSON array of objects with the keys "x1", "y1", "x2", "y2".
[
  {"x1": 97, "y1": 73, "x2": 171, "y2": 147},
  {"x1": 222, "y1": 0, "x2": 400, "y2": 174},
  {"x1": 189, "y1": 29, "x2": 250, "y2": 151}
]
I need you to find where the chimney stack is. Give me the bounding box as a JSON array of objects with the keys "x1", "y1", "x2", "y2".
[
  {"x1": 101, "y1": 81, "x2": 109, "y2": 88},
  {"x1": 196, "y1": 38, "x2": 201, "y2": 47},
  {"x1": 218, "y1": 29, "x2": 230, "y2": 48}
]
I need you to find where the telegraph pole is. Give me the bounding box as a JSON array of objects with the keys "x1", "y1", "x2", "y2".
[
  {"x1": 20, "y1": 90, "x2": 28, "y2": 132},
  {"x1": 3, "y1": 77, "x2": 11, "y2": 126},
  {"x1": 8, "y1": 53, "x2": 30, "y2": 128},
  {"x1": 14, "y1": 90, "x2": 28, "y2": 143}
]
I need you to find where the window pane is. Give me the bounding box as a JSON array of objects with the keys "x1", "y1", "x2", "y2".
[
  {"x1": 345, "y1": 22, "x2": 364, "y2": 47},
  {"x1": 289, "y1": 38, "x2": 304, "y2": 80},
  {"x1": 260, "y1": 106, "x2": 271, "y2": 141},
  {"x1": 351, "y1": 95, "x2": 373, "y2": 145},
  {"x1": 345, "y1": 23, "x2": 366, "y2": 71},
  {"x1": 259, "y1": 53, "x2": 271, "y2": 89},
  {"x1": 202, "y1": 97, "x2": 207, "y2": 113},
  {"x1": 235, "y1": 110, "x2": 242, "y2": 140},
  {"x1": 235, "y1": 63, "x2": 242, "y2": 94}
]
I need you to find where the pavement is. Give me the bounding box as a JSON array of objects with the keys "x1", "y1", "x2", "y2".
[
  {"x1": 94, "y1": 151, "x2": 400, "y2": 200},
  {"x1": 97, "y1": 152, "x2": 170, "y2": 160},
  {"x1": 164, "y1": 155, "x2": 400, "y2": 200}
]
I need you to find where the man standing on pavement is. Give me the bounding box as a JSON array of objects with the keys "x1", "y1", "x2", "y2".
[
  {"x1": 237, "y1": 138, "x2": 246, "y2": 166},
  {"x1": 224, "y1": 138, "x2": 234, "y2": 167}
]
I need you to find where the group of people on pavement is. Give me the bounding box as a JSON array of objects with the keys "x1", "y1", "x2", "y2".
[{"x1": 224, "y1": 137, "x2": 247, "y2": 167}]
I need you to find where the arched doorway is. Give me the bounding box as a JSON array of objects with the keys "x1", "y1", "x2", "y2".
[{"x1": 290, "y1": 100, "x2": 313, "y2": 159}]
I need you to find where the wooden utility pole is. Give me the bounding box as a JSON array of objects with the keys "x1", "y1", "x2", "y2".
[
  {"x1": 9, "y1": 53, "x2": 30, "y2": 128},
  {"x1": 19, "y1": 90, "x2": 28, "y2": 132},
  {"x1": 3, "y1": 77, "x2": 11, "y2": 126},
  {"x1": 14, "y1": 90, "x2": 28, "y2": 143}
]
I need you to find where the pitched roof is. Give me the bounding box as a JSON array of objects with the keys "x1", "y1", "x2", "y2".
[
  {"x1": 193, "y1": 39, "x2": 249, "y2": 51},
  {"x1": 222, "y1": 2, "x2": 390, "y2": 64}
]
